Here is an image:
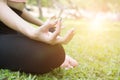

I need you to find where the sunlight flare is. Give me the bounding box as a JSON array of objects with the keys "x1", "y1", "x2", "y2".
[{"x1": 89, "y1": 14, "x2": 104, "y2": 31}]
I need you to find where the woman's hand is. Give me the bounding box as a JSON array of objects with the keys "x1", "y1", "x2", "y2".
[
  {"x1": 0, "y1": 1, "x2": 74, "y2": 45},
  {"x1": 32, "y1": 17, "x2": 75, "y2": 45}
]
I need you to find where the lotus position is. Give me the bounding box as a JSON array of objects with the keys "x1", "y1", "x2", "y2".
[{"x1": 0, "y1": 0, "x2": 78, "y2": 74}]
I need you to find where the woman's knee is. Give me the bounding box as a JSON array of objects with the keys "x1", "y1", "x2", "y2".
[
  {"x1": 48, "y1": 44, "x2": 65, "y2": 67},
  {"x1": 22, "y1": 44, "x2": 65, "y2": 74},
  {"x1": 38, "y1": 44, "x2": 65, "y2": 72}
]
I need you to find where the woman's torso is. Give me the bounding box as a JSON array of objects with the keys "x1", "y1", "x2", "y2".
[{"x1": 0, "y1": 0, "x2": 26, "y2": 34}]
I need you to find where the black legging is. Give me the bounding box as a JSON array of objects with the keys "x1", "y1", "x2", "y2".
[
  {"x1": 0, "y1": 8, "x2": 65, "y2": 74},
  {"x1": 0, "y1": 34, "x2": 65, "y2": 74}
]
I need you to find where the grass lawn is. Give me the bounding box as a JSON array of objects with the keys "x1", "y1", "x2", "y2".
[{"x1": 0, "y1": 19, "x2": 120, "y2": 80}]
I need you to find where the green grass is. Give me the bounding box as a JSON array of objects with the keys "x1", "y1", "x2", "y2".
[{"x1": 1, "y1": 19, "x2": 120, "y2": 80}]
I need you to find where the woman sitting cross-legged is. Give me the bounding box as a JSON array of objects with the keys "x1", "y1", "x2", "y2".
[{"x1": 0, "y1": 0, "x2": 78, "y2": 74}]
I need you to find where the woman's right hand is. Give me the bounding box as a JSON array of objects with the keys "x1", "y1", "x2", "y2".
[
  {"x1": 32, "y1": 17, "x2": 75, "y2": 45},
  {"x1": 0, "y1": 1, "x2": 74, "y2": 45}
]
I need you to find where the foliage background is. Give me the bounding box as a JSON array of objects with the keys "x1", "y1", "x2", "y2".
[{"x1": 27, "y1": 0, "x2": 120, "y2": 12}]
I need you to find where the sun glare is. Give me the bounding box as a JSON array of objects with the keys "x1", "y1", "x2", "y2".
[{"x1": 89, "y1": 14, "x2": 104, "y2": 31}]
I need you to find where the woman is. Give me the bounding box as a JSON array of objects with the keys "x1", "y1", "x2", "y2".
[{"x1": 0, "y1": 0, "x2": 78, "y2": 74}]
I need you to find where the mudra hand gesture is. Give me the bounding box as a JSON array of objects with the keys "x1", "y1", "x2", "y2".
[{"x1": 33, "y1": 17, "x2": 75, "y2": 45}]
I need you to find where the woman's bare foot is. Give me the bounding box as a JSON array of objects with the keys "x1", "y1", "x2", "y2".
[{"x1": 60, "y1": 55, "x2": 78, "y2": 69}]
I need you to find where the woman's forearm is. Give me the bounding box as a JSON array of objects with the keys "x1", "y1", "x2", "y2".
[
  {"x1": 0, "y1": 1, "x2": 36, "y2": 38},
  {"x1": 21, "y1": 9, "x2": 43, "y2": 26}
]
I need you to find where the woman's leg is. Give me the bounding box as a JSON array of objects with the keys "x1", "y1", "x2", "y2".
[{"x1": 0, "y1": 34, "x2": 65, "y2": 74}]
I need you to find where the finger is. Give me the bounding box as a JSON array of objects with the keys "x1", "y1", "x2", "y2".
[
  {"x1": 48, "y1": 17, "x2": 61, "y2": 26},
  {"x1": 61, "y1": 28, "x2": 75, "y2": 44},
  {"x1": 40, "y1": 18, "x2": 58, "y2": 31},
  {"x1": 49, "y1": 15, "x2": 57, "y2": 19},
  {"x1": 50, "y1": 18, "x2": 62, "y2": 40},
  {"x1": 45, "y1": 17, "x2": 57, "y2": 27}
]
